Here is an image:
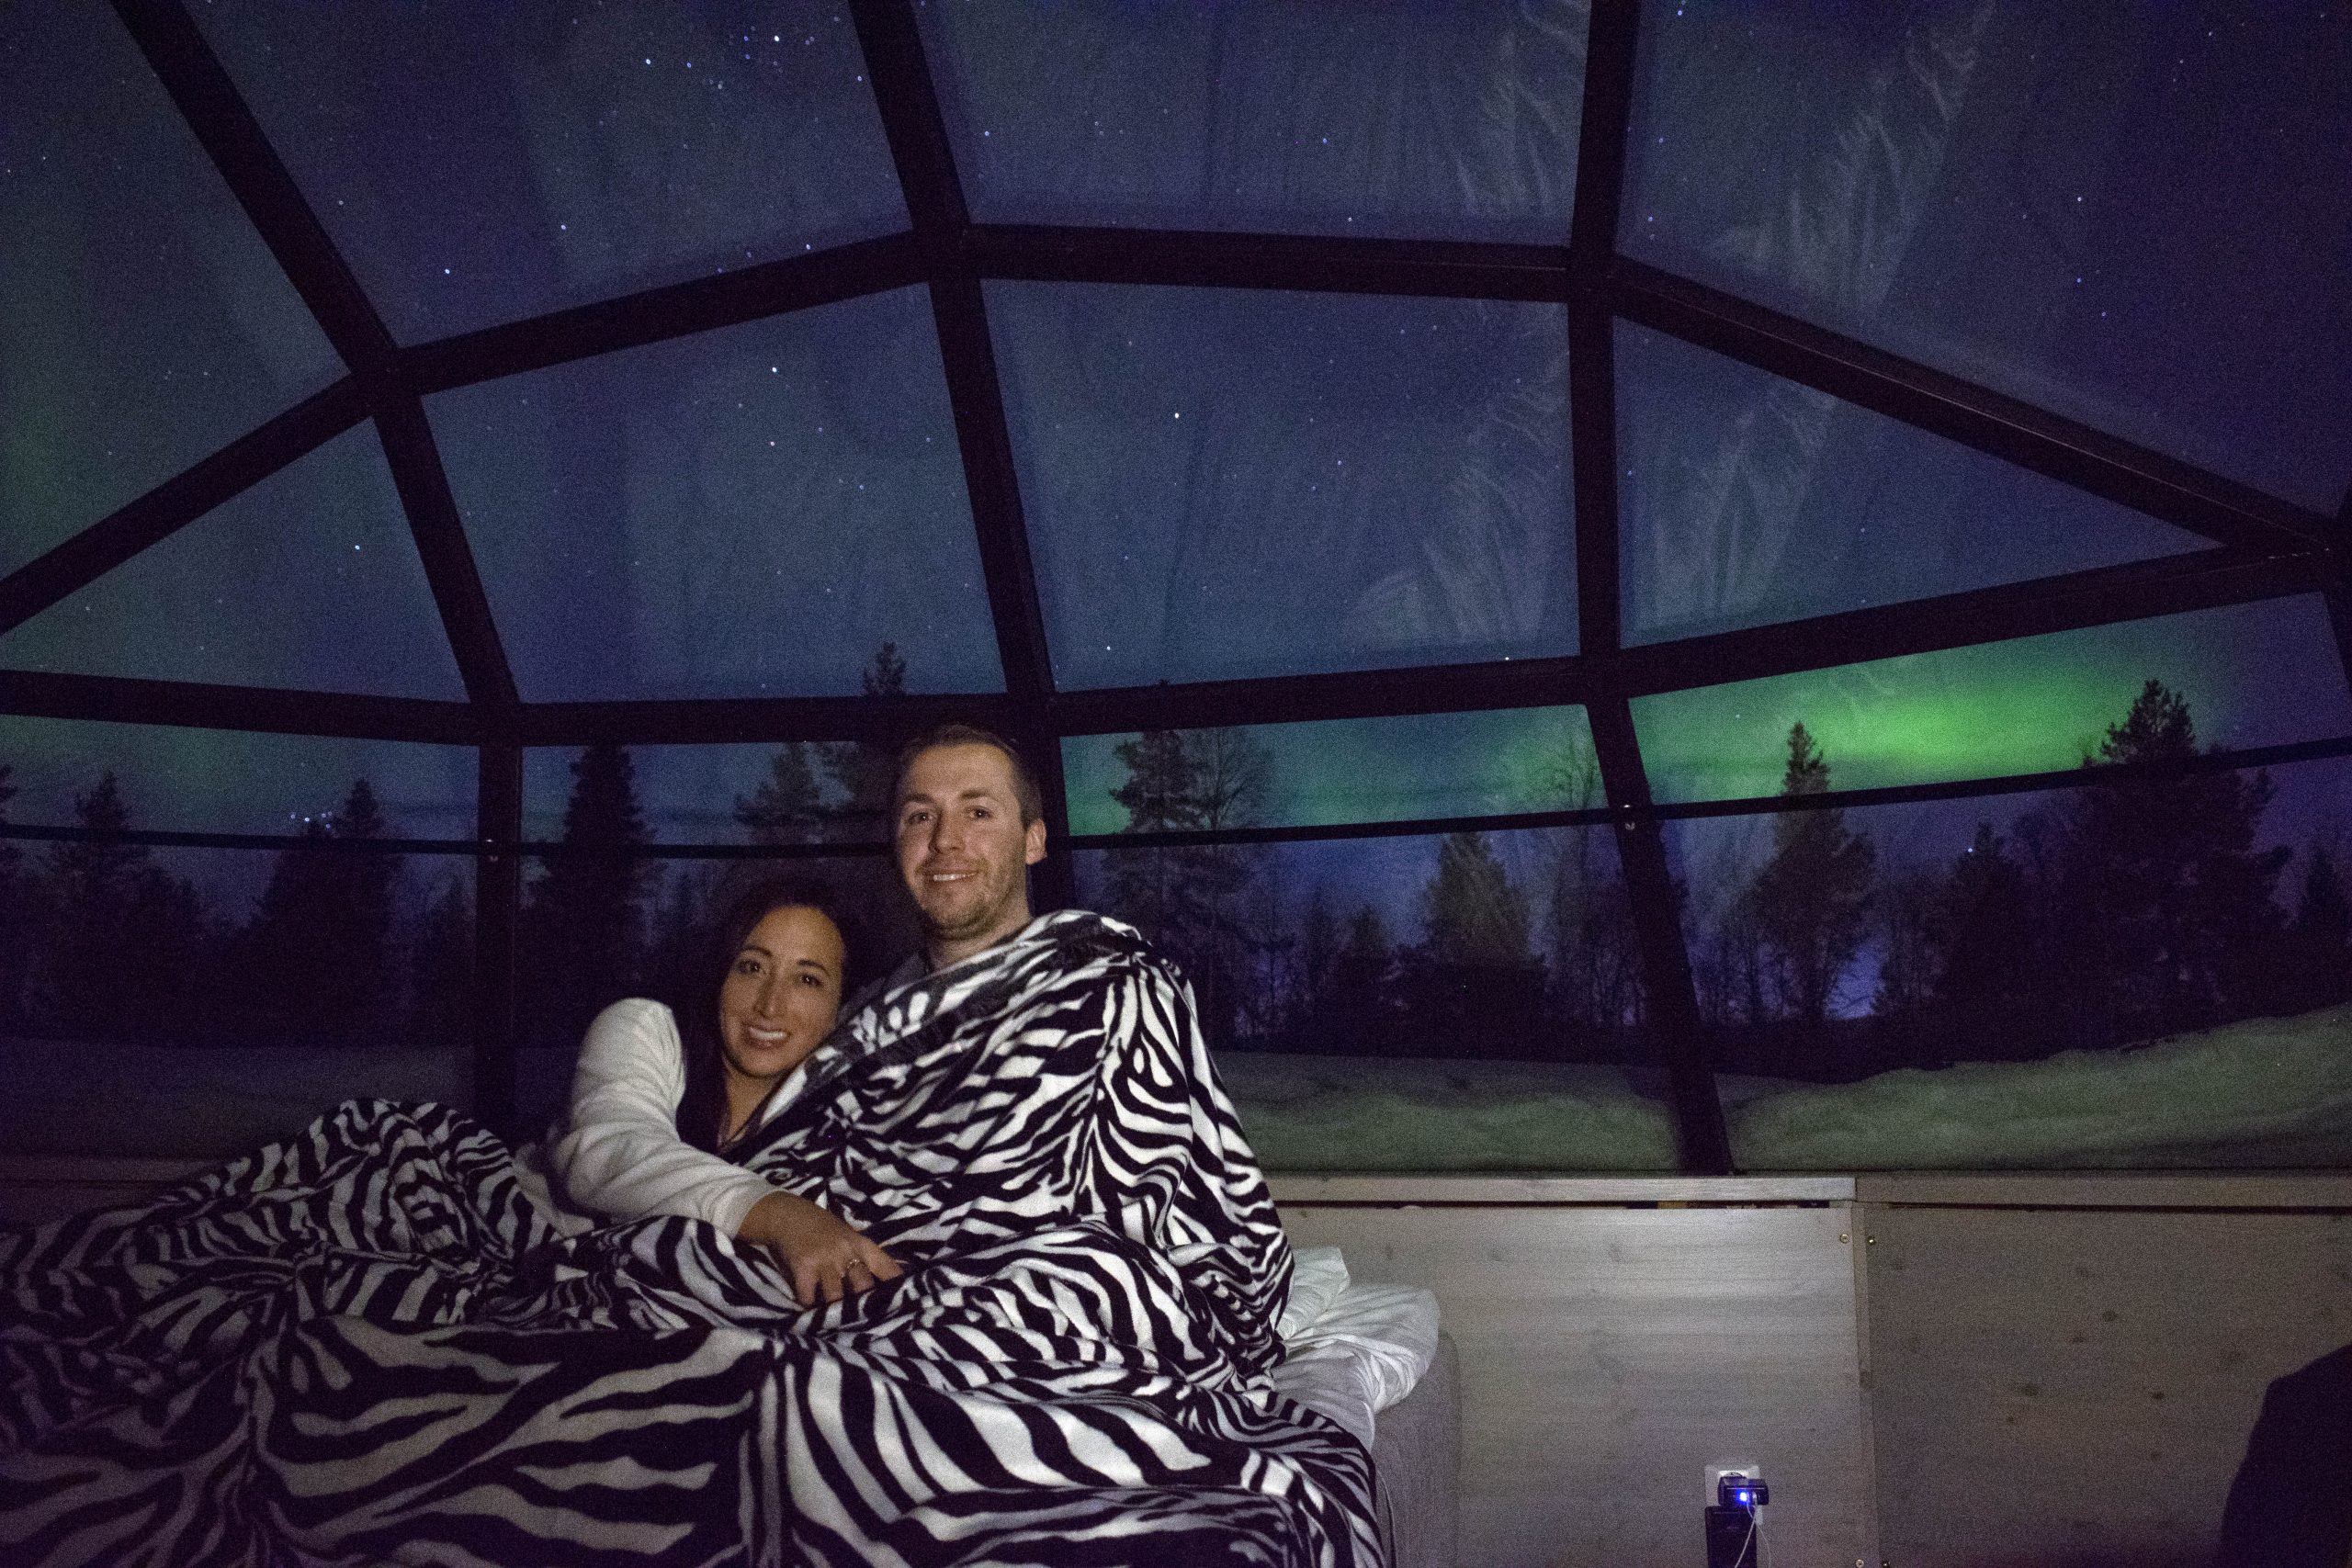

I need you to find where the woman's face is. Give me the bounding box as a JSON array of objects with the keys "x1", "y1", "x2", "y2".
[{"x1": 716, "y1": 904, "x2": 845, "y2": 1093}]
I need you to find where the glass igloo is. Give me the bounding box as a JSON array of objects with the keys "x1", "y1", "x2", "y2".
[{"x1": 4, "y1": 0, "x2": 2347, "y2": 1175}]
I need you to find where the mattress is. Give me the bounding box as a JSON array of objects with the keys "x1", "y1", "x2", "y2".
[
  {"x1": 1374, "y1": 1331, "x2": 1461, "y2": 1568},
  {"x1": 1272, "y1": 1247, "x2": 1457, "y2": 1568}
]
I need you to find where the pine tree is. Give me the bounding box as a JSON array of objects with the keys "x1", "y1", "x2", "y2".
[
  {"x1": 819, "y1": 643, "x2": 910, "y2": 840},
  {"x1": 524, "y1": 742, "x2": 650, "y2": 1043},
  {"x1": 2278, "y1": 847, "x2": 2352, "y2": 1012},
  {"x1": 1544, "y1": 827, "x2": 1642, "y2": 1046},
  {"x1": 1283, "y1": 895, "x2": 1399, "y2": 1055},
  {"x1": 1747, "y1": 722, "x2": 1874, "y2": 1029},
  {"x1": 407, "y1": 868, "x2": 473, "y2": 1043},
  {"x1": 1871, "y1": 866, "x2": 1939, "y2": 1022},
  {"x1": 2051, "y1": 681, "x2": 2288, "y2": 1043},
  {"x1": 1927, "y1": 823, "x2": 2051, "y2": 1059},
  {"x1": 1399, "y1": 831, "x2": 1541, "y2": 1052},
  {"x1": 236, "y1": 779, "x2": 401, "y2": 1039},
  {"x1": 734, "y1": 744, "x2": 824, "y2": 844},
  {"x1": 1287, "y1": 885, "x2": 1343, "y2": 1036},
  {"x1": 1331, "y1": 905, "x2": 1400, "y2": 1054},
  {"x1": 1421, "y1": 831, "x2": 1534, "y2": 970},
  {"x1": 38, "y1": 774, "x2": 206, "y2": 1039},
  {"x1": 641, "y1": 862, "x2": 722, "y2": 1010},
  {"x1": 1102, "y1": 727, "x2": 1273, "y2": 1043}
]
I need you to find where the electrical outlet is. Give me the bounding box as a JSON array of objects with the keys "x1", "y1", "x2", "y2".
[{"x1": 1705, "y1": 1461, "x2": 1765, "y2": 1507}]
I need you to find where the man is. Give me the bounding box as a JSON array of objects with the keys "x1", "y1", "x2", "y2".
[
  {"x1": 695, "y1": 722, "x2": 1382, "y2": 1562},
  {"x1": 888, "y1": 721, "x2": 1050, "y2": 975},
  {"x1": 786, "y1": 720, "x2": 1288, "y2": 1348}
]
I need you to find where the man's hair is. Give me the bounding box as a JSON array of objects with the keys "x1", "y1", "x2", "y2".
[{"x1": 891, "y1": 722, "x2": 1044, "y2": 827}]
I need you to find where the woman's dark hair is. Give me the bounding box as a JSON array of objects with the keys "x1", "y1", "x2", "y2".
[{"x1": 673, "y1": 873, "x2": 855, "y2": 1154}]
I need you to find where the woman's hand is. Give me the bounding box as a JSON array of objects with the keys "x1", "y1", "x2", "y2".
[{"x1": 736, "y1": 1191, "x2": 902, "y2": 1308}]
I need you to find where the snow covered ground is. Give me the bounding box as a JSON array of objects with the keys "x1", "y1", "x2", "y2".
[
  {"x1": 6, "y1": 1004, "x2": 2348, "y2": 1170},
  {"x1": 1216, "y1": 1054, "x2": 1679, "y2": 1171},
  {"x1": 1724, "y1": 1003, "x2": 2352, "y2": 1169}
]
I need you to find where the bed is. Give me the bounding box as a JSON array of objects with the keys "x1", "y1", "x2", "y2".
[
  {"x1": 3, "y1": 917, "x2": 1442, "y2": 1564},
  {"x1": 1, "y1": 1101, "x2": 1380, "y2": 1562},
  {"x1": 0, "y1": 1132, "x2": 1451, "y2": 1567}
]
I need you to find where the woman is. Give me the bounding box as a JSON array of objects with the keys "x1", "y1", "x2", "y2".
[{"x1": 547, "y1": 875, "x2": 901, "y2": 1307}]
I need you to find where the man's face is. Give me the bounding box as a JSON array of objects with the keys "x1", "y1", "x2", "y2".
[{"x1": 894, "y1": 742, "x2": 1046, "y2": 964}]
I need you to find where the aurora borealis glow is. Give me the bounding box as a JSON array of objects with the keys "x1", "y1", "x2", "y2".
[{"x1": 1634, "y1": 597, "x2": 2352, "y2": 803}]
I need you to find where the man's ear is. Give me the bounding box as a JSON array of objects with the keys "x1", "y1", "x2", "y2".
[{"x1": 1023, "y1": 818, "x2": 1046, "y2": 866}]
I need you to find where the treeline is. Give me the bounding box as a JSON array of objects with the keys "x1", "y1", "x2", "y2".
[
  {"x1": 1089, "y1": 724, "x2": 1647, "y2": 1063},
  {"x1": 0, "y1": 649, "x2": 917, "y2": 1051},
  {"x1": 511, "y1": 644, "x2": 917, "y2": 1047},
  {"x1": 1086, "y1": 681, "x2": 2352, "y2": 1077},
  {"x1": 0, "y1": 768, "x2": 472, "y2": 1045},
  {"x1": 6, "y1": 671, "x2": 2345, "y2": 1074},
  {"x1": 1690, "y1": 681, "x2": 2352, "y2": 1077},
  {"x1": 510, "y1": 728, "x2": 914, "y2": 1050}
]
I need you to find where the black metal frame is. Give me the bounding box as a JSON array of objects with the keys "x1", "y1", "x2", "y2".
[{"x1": 6, "y1": 0, "x2": 2347, "y2": 1167}]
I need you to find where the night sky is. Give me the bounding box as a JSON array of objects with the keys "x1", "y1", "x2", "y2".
[{"x1": 3, "y1": 2, "x2": 2349, "y2": 1067}]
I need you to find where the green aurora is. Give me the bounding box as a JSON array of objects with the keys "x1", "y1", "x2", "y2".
[
  {"x1": 1065, "y1": 596, "x2": 2352, "y2": 831},
  {"x1": 1635, "y1": 596, "x2": 2352, "y2": 802}
]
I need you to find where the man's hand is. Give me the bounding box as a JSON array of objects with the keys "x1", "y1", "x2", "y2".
[{"x1": 736, "y1": 1191, "x2": 902, "y2": 1308}]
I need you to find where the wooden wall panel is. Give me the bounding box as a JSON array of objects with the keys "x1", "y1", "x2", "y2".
[
  {"x1": 1864, "y1": 1205, "x2": 2352, "y2": 1567},
  {"x1": 1284, "y1": 1203, "x2": 1876, "y2": 1568}
]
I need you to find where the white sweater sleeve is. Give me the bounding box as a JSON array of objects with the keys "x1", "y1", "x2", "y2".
[{"x1": 548, "y1": 998, "x2": 778, "y2": 1235}]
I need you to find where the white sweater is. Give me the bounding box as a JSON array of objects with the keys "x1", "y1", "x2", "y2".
[{"x1": 543, "y1": 997, "x2": 793, "y2": 1235}]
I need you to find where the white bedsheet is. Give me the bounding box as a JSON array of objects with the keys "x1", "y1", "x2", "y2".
[{"x1": 1269, "y1": 1246, "x2": 1440, "y2": 1448}]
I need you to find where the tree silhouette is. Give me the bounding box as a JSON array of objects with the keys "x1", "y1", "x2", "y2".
[
  {"x1": 1927, "y1": 822, "x2": 2051, "y2": 1059},
  {"x1": 1284, "y1": 894, "x2": 1400, "y2": 1055},
  {"x1": 2049, "y1": 680, "x2": 2287, "y2": 1043},
  {"x1": 37, "y1": 773, "x2": 206, "y2": 1039},
  {"x1": 1871, "y1": 865, "x2": 1939, "y2": 1024},
  {"x1": 734, "y1": 744, "x2": 825, "y2": 845},
  {"x1": 524, "y1": 742, "x2": 650, "y2": 1043},
  {"x1": 1421, "y1": 831, "x2": 1534, "y2": 968},
  {"x1": 407, "y1": 866, "x2": 473, "y2": 1043},
  {"x1": 817, "y1": 642, "x2": 910, "y2": 840},
  {"x1": 2277, "y1": 846, "x2": 2352, "y2": 1013},
  {"x1": 234, "y1": 780, "x2": 401, "y2": 1041},
  {"x1": 641, "y1": 862, "x2": 723, "y2": 1012},
  {"x1": 1102, "y1": 726, "x2": 1272, "y2": 1042},
  {"x1": 1400, "y1": 830, "x2": 1542, "y2": 1051},
  {"x1": 1540, "y1": 768, "x2": 1642, "y2": 1050},
  {"x1": 1747, "y1": 722, "x2": 1875, "y2": 1031}
]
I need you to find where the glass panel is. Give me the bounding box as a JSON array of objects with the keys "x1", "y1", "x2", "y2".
[
  {"x1": 1634, "y1": 596, "x2": 2352, "y2": 804},
  {"x1": 429, "y1": 288, "x2": 1002, "y2": 701},
  {"x1": 524, "y1": 737, "x2": 902, "y2": 845},
  {"x1": 514, "y1": 852, "x2": 910, "y2": 1129},
  {"x1": 0, "y1": 846, "x2": 472, "y2": 1159},
  {"x1": 1063, "y1": 707, "x2": 1599, "y2": 837},
  {"x1": 1618, "y1": 321, "x2": 2205, "y2": 644},
  {"x1": 0, "y1": 716, "x2": 476, "y2": 840},
  {"x1": 0, "y1": 5, "x2": 340, "y2": 574},
  {"x1": 994, "y1": 283, "x2": 1574, "y2": 688},
  {"x1": 195, "y1": 1, "x2": 908, "y2": 343},
  {"x1": 1623, "y1": 2, "x2": 2352, "y2": 511},
  {"x1": 1668, "y1": 750, "x2": 2352, "y2": 1168},
  {"x1": 919, "y1": 0, "x2": 1585, "y2": 243},
  {"x1": 1, "y1": 425, "x2": 463, "y2": 698},
  {"x1": 1073, "y1": 827, "x2": 1672, "y2": 1171}
]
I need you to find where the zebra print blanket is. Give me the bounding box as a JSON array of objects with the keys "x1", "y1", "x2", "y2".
[{"x1": 0, "y1": 910, "x2": 1378, "y2": 1566}]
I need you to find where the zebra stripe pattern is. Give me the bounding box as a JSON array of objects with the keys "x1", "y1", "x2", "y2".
[{"x1": 1, "y1": 911, "x2": 1379, "y2": 1565}]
